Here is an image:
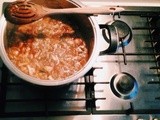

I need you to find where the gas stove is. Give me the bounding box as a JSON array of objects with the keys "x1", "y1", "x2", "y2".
[{"x1": 1, "y1": 0, "x2": 160, "y2": 120}]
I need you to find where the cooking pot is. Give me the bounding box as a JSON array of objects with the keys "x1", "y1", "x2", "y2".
[{"x1": 0, "y1": 0, "x2": 118, "y2": 86}]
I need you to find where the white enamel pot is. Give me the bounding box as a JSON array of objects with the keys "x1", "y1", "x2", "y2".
[{"x1": 0, "y1": 0, "x2": 118, "y2": 86}]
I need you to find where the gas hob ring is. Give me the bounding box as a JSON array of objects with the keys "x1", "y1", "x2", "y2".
[
  {"x1": 110, "y1": 72, "x2": 138, "y2": 100},
  {"x1": 109, "y1": 20, "x2": 132, "y2": 47}
]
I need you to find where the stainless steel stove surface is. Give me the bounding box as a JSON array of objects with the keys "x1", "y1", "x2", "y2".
[{"x1": 1, "y1": 0, "x2": 160, "y2": 120}]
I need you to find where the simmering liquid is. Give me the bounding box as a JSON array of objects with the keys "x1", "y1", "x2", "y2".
[{"x1": 7, "y1": 17, "x2": 89, "y2": 80}]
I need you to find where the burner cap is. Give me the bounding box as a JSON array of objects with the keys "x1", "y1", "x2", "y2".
[
  {"x1": 110, "y1": 72, "x2": 138, "y2": 100},
  {"x1": 111, "y1": 20, "x2": 132, "y2": 47}
]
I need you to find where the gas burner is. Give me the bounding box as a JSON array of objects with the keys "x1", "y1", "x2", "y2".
[
  {"x1": 100, "y1": 20, "x2": 132, "y2": 54},
  {"x1": 110, "y1": 72, "x2": 138, "y2": 100},
  {"x1": 110, "y1": 20, "x2": 132, "y2": 47},
  {"x1": 101, "y1": 25, "x2": 118, "y2": 53}
]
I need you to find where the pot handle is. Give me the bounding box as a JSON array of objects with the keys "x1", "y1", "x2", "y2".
[{"x1": 100, "y1": 25, "x2": 119, "y2": 54}]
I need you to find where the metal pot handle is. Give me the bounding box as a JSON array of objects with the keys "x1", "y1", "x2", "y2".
[{"x1": 100, "y1": 25, "x2": 119, "y2": 54}]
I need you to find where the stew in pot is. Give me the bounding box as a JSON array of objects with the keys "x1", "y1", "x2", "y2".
[{"x1": 6, "y1": 16, "x2": 89, "y2": 80}]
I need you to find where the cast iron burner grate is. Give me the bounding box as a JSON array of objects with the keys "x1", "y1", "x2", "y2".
[
  {"x1": 0, "y1": 64, "x2": 107, "y2": 117},
  {"x1": 1, "y1": 3, "x2": 160, "y2": 118}
]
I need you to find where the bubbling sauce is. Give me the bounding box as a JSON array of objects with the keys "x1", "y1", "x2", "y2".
[{"x1": 7, "y1": 17, "x2": 89, "y2": 80}]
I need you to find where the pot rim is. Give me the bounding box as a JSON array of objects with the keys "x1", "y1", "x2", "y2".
[{"x1": 0, "y1": 0, "x2": 101, "y2": 86}]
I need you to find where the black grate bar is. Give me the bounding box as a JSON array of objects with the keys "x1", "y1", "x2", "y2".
[
  {"x1": 132, "y1": 26, "x2": 159, "y2": 30},
  {"x1": 0, "y1": 65, "x2": 9, "y2": 113},
  {"x1": 120, "y1": 10, "x2": 160, "y2": 16},
  {"x1": 5, "y1": 97, "x2": 106, "y2": 102},
  {"x1": 145, "y1": 40, "x2": 159, "y2": 42},
  {"x1": 148, "y1": 81, "x2": 160, "y2": 84},
  {"x1": 92, "y1": 82, "x2": 110, "y2": 84},
  {"x1": 109, "y1": 53, "x2": 159, "y2": 56},
  {"x1": 92, "y1": 109, "x2": 160, "y2": 115},
  {"x1": 150, "y1": 66, "x2": 160, "y2": 69},
  {"x1": 155, "y1": 97, "x2": 160, "y2": 100},
  {"x1": 0, "y1": 110, "x2": 91, "y2": 118}
]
